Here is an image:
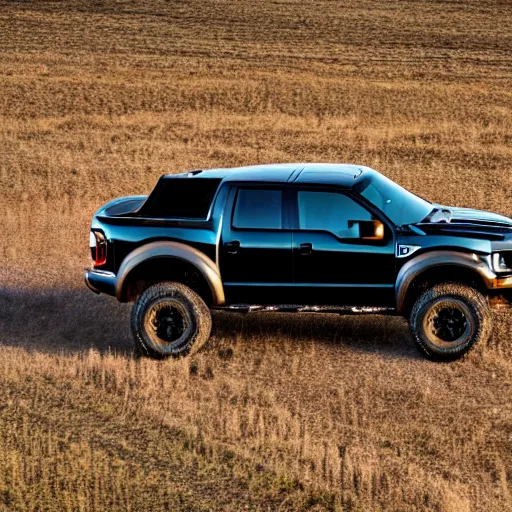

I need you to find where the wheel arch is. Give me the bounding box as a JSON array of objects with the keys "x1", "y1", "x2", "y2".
[
  {"x1": 396, "y1": 250, "x2": 495, "y2": 315},
  {"x1": 116, "y1": 241, "x2": 225, "y2": 306}
]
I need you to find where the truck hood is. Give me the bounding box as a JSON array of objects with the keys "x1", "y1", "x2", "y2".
[
  {"x1": 438, "y1": 206, "x2": 512, "y2": 227},
  {"x1": 95, "y1": 195, "x2": 148, "y2": 217},
  {"x1": 414, "y1": 205, "x2": 512, "y2": 240}
]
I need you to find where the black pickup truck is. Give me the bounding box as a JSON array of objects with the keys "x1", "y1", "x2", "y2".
[{"x1": 85, "y1": 163, "x2": 512, "y2": 361}]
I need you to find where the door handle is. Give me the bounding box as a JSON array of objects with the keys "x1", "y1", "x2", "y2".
[
  {"x1": 225, "y1": 240, "x2": 240, "y2": 254},
  {"x1": 299, "y1": 243, "x2": 312, "y2": 256}
]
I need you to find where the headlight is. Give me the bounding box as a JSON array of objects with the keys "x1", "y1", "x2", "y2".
[{"x1": 492, "y1": 253, "x2": 512, "y2": 273}]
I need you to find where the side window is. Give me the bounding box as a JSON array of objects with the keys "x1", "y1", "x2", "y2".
[
  {"x1": 298, "y1": 191, "x2": 374, "y2": 238},
  {"x1": 233, "y1": 188, "x2": 283, "y2": 229}
]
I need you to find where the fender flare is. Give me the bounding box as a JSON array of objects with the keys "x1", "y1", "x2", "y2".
[
  {"x1": 395, "y1": 250, "x2": 495, "y2": 314},
  {"x1": 116, "y1": 241, "x2": 225, "y2": 305}
]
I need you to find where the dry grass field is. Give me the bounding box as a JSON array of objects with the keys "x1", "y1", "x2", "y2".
[{"x1": 0, "y1": 0, "x2": 511, "y2": 510}]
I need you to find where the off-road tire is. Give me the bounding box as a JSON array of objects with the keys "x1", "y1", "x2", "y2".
[
  {"x1": 131, "y1": 281, "x2": 212, "y2": 359},
  {"x1": 409, "y1": 283, "x2": 492, "y2": 361}
]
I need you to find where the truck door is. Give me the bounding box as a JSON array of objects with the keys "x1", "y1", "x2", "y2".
[
  {"x1": 219, "y1": 186, "x2": 293, "y2": 304},
  {"x1": 290, "y1": 188, "x2": 396, "y2": 306}
]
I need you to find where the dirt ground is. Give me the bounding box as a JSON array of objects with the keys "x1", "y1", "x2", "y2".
[{"x1": 0, "y1": 1, "x2": 511, "y2": 510}]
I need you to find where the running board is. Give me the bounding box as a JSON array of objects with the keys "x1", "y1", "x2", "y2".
[{"x1": 214, "y1": 304, "x2": 396, "y2": 315}]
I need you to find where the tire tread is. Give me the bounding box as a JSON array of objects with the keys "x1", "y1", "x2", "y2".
[
  {"x1": 131, "y1": 281, "x2": 212, "y2": 359},
  {"x1": 409, "y1": 283, "x2": 492, "y2": 361}
]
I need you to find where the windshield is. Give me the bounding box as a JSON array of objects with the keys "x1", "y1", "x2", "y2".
[{"x1": 357, "y1": 173, "x2": 433, "y2": 226}]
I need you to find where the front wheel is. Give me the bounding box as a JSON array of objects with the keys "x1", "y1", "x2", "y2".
[
  {"x1": 131, "y1": 282, "x2": 212, "y2": 359},
  {"x1": 409, "y1": 284, "x2": 492, "y2": 361}
]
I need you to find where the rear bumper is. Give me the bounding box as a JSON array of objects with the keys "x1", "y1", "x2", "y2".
[{"x1": 84, "y1": 269, "x2": 116, "y2": 297}]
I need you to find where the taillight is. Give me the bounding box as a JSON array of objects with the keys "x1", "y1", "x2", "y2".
[{"x1": 90, "y1": 230, "x2": 107, "y2": 267}]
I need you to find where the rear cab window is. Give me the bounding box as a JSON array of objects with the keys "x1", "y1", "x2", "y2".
[{"x1": 139, "y1": 177, "x2": 222, "y2": 219}]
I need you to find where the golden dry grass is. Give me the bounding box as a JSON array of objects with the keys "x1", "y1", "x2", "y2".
[{"x1": 0, "y1": 0, "x2": 511, "y2": 510}]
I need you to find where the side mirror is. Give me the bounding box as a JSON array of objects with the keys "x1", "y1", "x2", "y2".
[{"x1": 358, "y1": 220, "x2": 385, "y2": 241}]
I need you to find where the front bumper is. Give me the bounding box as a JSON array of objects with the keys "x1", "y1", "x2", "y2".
[
  {"x1": 490, "y1": 275, "x2": 512, "y2": 290},
  {"x1": 84, "y1": 269, "x2": 116, "y2": 297},
  {"x1": 485, "y1": 274, "x2": 512, "y2": 307}
]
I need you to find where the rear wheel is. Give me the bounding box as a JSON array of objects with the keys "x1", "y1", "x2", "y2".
[
  {"x1": 409, "y1": 283, "x2": 492, "y2": 361},
  {"x1": 131, "y1": 282, "x2": 212, "y2": 359}
]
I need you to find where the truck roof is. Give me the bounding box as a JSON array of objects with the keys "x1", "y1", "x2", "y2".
[{"x1": 164, "y1": 163, "x2": 375, "y2": 189}]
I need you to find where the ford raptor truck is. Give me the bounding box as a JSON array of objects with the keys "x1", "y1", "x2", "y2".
[{"x1": 84, "y1": 164, "x2": 512, "y2": 361}]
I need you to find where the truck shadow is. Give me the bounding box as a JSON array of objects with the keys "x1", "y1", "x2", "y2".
[
  {"x1": 0, "y1": 287, "x2": 418, "y2": 359},
  {"x1": 0, "y1": 287, "x2": 134, "y2": 356},
  {"x1": 210, "y1": 310, "x2": 419, "y2": 359}
]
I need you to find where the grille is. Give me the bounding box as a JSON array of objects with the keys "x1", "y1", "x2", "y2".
[{"x1": 502, "y1": 251, "x2": 512, "y2": 270}]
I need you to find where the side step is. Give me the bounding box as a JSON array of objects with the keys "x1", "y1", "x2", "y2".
[{"x1": 215, "y1": 304, "x2": 396, "y2": 315}]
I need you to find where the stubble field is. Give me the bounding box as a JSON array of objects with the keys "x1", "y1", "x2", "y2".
[{"x1": 0, "y1": 0, "x2": 511, "y2": 510}]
